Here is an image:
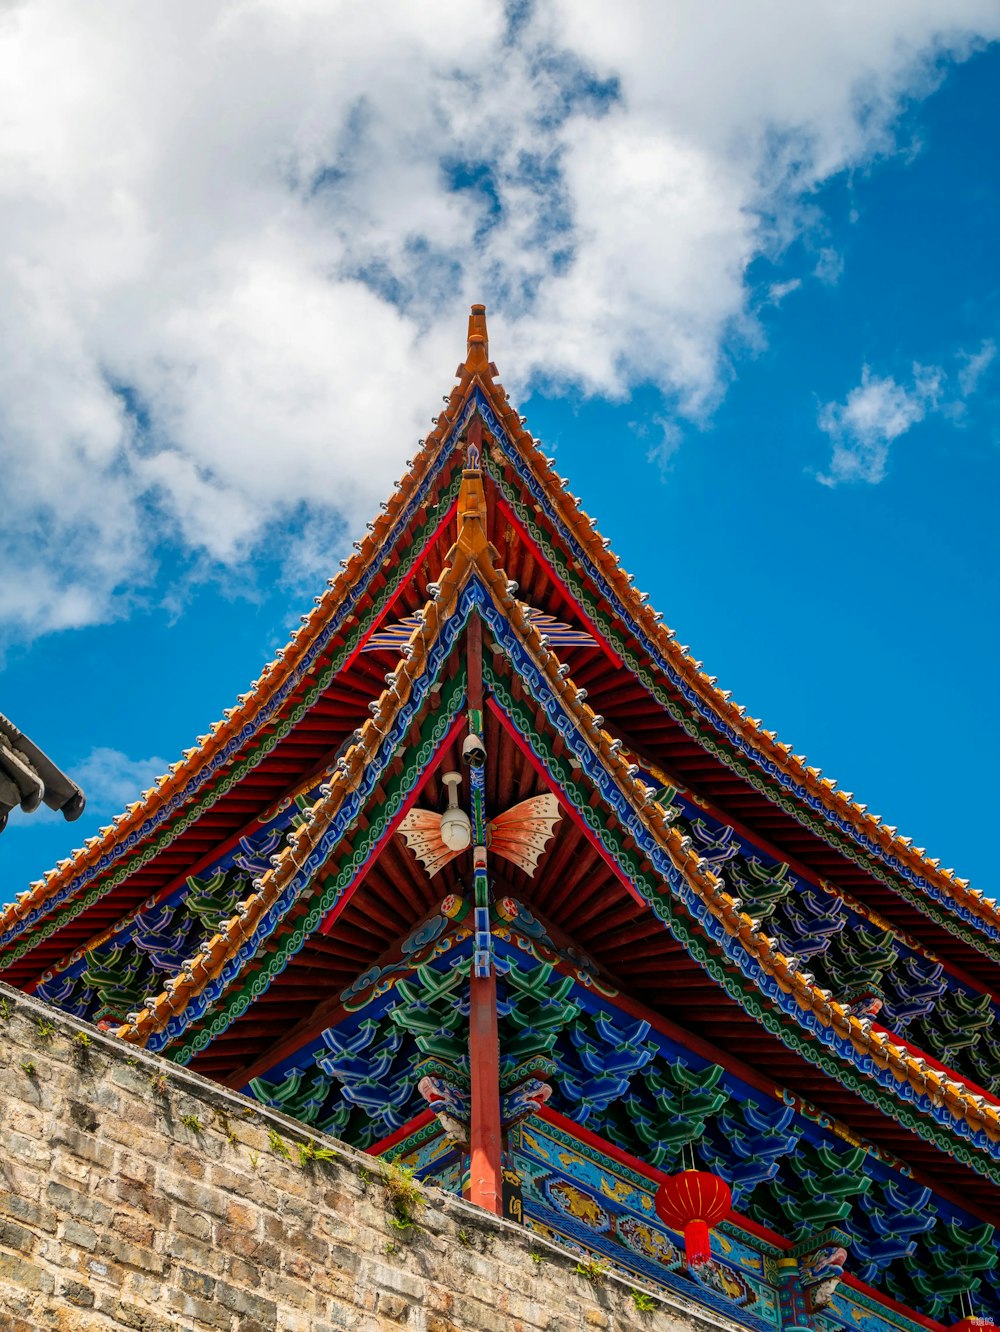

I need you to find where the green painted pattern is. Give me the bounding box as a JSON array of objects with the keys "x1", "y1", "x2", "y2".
[
  {"x1": 381, "y1": 1117, "x2": 444, "y2": 1164},
  {"x1": 392, "y1": 961, "x2": 471, "y2": 1081},
  {"x1": 911, "y1": 988, "x2": 1000, "y2": 1094},
  {"x1": 488, "y1": 460, "x2": 1000, "y2": 967},
  {"x1": 81, "y1": 945, "x2": 146, "y2": 1022},
  {"x1": 765, "y1": 1142, "x2": 871, "y2": 1240},
  {"x1": 168, "y1": 668, "x2": 468, "y2": 1065},
  {"x1": 627, "y1": 1061, "x2": 728, "y2": 1166},
  {"x1": 1, "y1": 469, "x2": 465, "y2": 971},
  {"x1": 484, "y1": 660, "x2": 1000, "y2": 1186},
  {"x1": 888, "y1": 1219, "x2": 997, "y2": 1317}
]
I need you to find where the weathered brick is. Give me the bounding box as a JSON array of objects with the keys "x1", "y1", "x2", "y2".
[
  {"x1": 225, "y1": 1198, "x2": 260, "y2": 1232},
  {"x1": 0, "y1": 1316, "x2": 40, "y2": 1332},
  {"x1": 53, "y1": 1125, "x2": 113, "y2": 1168},
  {"x1": 178, "y1": 1265, "x2": 216, "y2": 1299},
  {"x1": 0, "y1": 1251, "x2": 55, "y2": 1293},
  {"x1": 111, "y1": 1150, "x2": 156, "y2": 1185},
  {"x1": 80, "y1": 1254, "x2": 125, "y2": 1289},
  {"x1": 165, "y1": 1230, "x2": 216, "y2": 1269},
  {"x1": 90, "y1": 1082, "x2": 123, "y2": 1116},
  {"x1": 113, "y1": 1211, "x2": 155, "y2": 1247},
  {"x1": 265, "y1": 1272, "x2": 315, "y2": 1311},
  {"x1": 171, "y1": 1145, "x2": 207, "y2": 1179},
  {"x1": 66, "y1": 1099, "x2": 98, "y2": 1132},
  {"x1": 377, "y1": 1292, "x2": 411, "y2": 1322},
  {"x1": 166, "y1": 1287, "x2": 232, "y2": 1330},
  {"x1": 0, "y1": 1193, "x2": 57, "y2": 1234},
  {"x1": 3, "y1": 1131, "x2": 50, "y2": 1169},
  {"x1": 364, "y1": 1261, "x2": 425, "y2": 1301},
  {"x1": 207, "y1": 1160, "x2": 251, "y2": 1194},
  {"x1": 47, "y1": 1181, "x2": 113, "y2": 1227},
  {"x1": 213, "y1": 1225, "x2": 281, "y2": 1266},
  {"x1": 62, "y1": 1217, "x2": 100, "y2": 1251},
  {"x1": 427, "y1": 1317, "x2": 463, "y2": 1332},
  {"x1": 119, "y1": 1269, "x2": 166, "y2": 1306},
  {"x1": 215, "y1": 1277, "x2": 278, "y2": 1324},
  {"x1": 102, "y1": 1113, "x2": 156, "y2": 1149},
  {"x1": 173, "y1": 1203, "x2": 212, "y2": 1239},
  {"x1": 111, "y1": 1181, "x2": 171, "y2": 1228},
  {"x1": 158, "y1": 1169, "x2": 227, "y2": 1217},
  {"x1": 275, "y1": 1224, "x2": 328, "y2": 1263},
  {"x1": 101, "y1": 1234, "x2": 165, "y2": 1275},
  {"x1": 0, "y1": 988, "x2": 720, "y2": 1332},
  {"x1": 60, "y1": 1277, "x2": 96, "y2": 1308},
  {"x1": 112, "y1": 1302, "x2": 179, "y2": 1332},
  {"x1": 0, "y1": 1220, "x2": 33, "y2": 1253}
]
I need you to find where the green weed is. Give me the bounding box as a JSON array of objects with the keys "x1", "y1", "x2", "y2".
[
  {"x1": 383, "y1": 1162, "x2": 424, "y2": 1232},
  {"x1": 297, "y1": 1141, "x2": 336, "y2": 1168},
  {"x1": 575, "y1": 1256, "x2": 609, "y2": 1287},
  {"x1": 267, "y1": 1127, "x2": 292, "y2": 1160}
]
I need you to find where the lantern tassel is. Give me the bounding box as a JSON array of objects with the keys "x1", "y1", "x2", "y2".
[{"x1": 685, "y1": 1219, "x2": 711, "y2": 1268}]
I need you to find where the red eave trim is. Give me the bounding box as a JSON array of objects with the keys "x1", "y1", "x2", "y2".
[
  {"x1": 341, "y1": 498, "x2": 460, "y2": 675},
  {"x1": 319, "y1": 712, "x2": 468, "y2": 936},
  {"x1": 366, "y1": 1108, "x2": 438, "y2": 1157},
  {"x1": 494, "y1": 494, "x2": 623, "y2": 669},
  {"x1": 871, "y1": 1024, "x2": 1000, "y2": 1110},
  {"x1": 840, "y1": 1274, "x2": 945, "y2": 1332},
  {"x1": 488, "y1": 697, "x2": 645, "y2": 911}
]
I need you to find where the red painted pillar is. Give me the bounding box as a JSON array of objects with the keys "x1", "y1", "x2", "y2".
[
  {"x1": 469, "y1": 967, "x2": 502, "y2": 1213},
  {"x1": 465, "y1": 611, "x2": 503, "y2": 1215}
]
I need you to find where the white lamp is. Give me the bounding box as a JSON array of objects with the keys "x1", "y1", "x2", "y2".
[{"x1": 439, "y1": 771, "x2": 472, "y2": 851}]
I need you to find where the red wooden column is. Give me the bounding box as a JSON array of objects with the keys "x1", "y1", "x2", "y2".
[
  {"x1": 469, "y1": 968, "x2": 502, "y2": 1212},
  {"x1": 466, "y1": 612, "x2": 503, "y2": 1215}
]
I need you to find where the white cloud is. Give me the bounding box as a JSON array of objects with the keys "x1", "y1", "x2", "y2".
[
  {"x1": 818, "y1": 342, "x2": 995, "y2": 483},
  {"x1": 818, "y1": 366, "x2": 940, "y2": 484},
  {"x1": 1, "y1": 1, "x2": 998, "y2": 638},
  {"x1": 68, "y1": 747, "x2": 168, "y2": 814},
  {"x1": 767, "y1": 280, "x2": 802, "y2": 305},
  {"x1": 813, "y1": 248, "x2": 846, "y2": 286},
  {"x1": 957, "y1": 339, "x2": 997, "y2": 396}
]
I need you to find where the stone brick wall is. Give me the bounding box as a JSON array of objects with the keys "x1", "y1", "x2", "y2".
[{"x1": 0, "y1": 983, "x2": 740, "y2": 1332}]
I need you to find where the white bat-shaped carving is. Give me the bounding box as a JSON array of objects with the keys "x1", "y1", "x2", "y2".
[{"x1": 398, "y1": 793, "x2": 560, "y2": 878}]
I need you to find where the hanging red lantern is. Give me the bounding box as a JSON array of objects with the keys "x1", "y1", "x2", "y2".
[
  {"x1": 654, "y1": 1170, "x2": 732, "y2": 1268},
  {"x1": 951, "y1": 1321, "x2": 1000, "y2": 1332}
]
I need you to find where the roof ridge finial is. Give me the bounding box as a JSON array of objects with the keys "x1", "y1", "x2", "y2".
[{"x1": 466, "y1": 303, "x2": 489, "y2": 373}]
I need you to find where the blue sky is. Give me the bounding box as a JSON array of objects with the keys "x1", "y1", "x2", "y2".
[{"x1": 1, "y1": 5, "x2": 999, "y2": 904}]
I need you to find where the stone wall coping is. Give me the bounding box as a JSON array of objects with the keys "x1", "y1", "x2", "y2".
[{"x1": 0, "y1": 980, "x2": 747, "y2": 1332}]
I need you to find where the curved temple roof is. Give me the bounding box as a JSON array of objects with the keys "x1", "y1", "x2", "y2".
[
  {"x1": 1, "y1": 309, "x2": 994, "y2": 956},
  {"x1": 93, "y1": 455, "x2": 998, "y2": 1162},
  {"x1": 4, "y1": 312, "x2": 1000, "y2": 1327}
]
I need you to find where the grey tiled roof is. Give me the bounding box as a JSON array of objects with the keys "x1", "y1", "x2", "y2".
[{"x1": 0, "y1": 712, "x2": 85, "y2": 834}]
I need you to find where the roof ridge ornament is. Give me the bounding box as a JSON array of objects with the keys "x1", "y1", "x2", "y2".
[{"x1": 465, "y1": 302, "x2": 490, "y2": 374}]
